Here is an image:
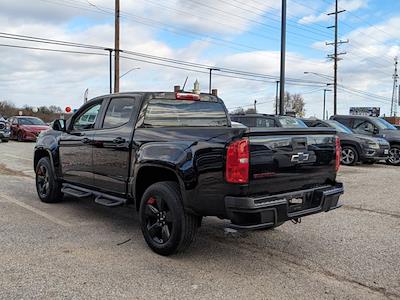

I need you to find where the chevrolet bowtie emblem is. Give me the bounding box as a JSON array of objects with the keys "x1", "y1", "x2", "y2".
[{"x1": 291, "y1": 152, "x2": 310, "y2": 162}]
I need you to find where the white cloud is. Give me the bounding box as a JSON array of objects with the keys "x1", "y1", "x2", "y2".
[
  {"x1": 0, "y1": 0, "x2": 399, "y2": 119},
  {"x1": 299, "y1": 0, "x2": 368, "y2": 24}
]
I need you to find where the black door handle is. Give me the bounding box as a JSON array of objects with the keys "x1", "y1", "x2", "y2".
[
  {"x1": 113, "y1": 137, "x2": 126, "y2": 144},
  {"x1": 82, "y1": 137, "x2": 90, "y2": 144}
]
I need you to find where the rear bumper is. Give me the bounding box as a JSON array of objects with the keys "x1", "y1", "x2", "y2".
[{"x1": 225, "y1": 183, "x2": 344, "y2": 230}]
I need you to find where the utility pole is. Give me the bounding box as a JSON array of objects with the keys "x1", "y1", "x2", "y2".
[
  {"x1": 327, "y1": 0, "x2": 348, "y2": 115},
  {"x1": 254, "y1": 100, "x2": 257, "y2": 113},
  {"x1": 279, "y1": 0, "x2": 286, "y2": 115},
  {"x1": 391, "y1": 57, "x2": 398, "y2": 116},
  {"x1": 114, "y1": 0, "x2": 120, "y2": 94},
  {"x1": 105, "y1": 48, "x2": 113, "y2": 94},
  {"x1": 323, "y1": 89, "x2": 332, "y2": 120},
  {"x1": 275, "y1": 81, "x2": 279, "y2": 115},
  {"x1": 209, "y1": 68, "x2": 220, "y2": 94}
]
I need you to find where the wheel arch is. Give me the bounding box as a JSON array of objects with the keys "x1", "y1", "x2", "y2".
[
  {"x1": 133, "y1": 165, "x2": 183, "y2": 211},
  {"x1": 34, "y1": 148, "x2": 57, "y2": 176}
]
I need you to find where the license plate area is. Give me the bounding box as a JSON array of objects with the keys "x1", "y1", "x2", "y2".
[
  {"x1": 288, "y1": 195, "x2": 305, "y2": 212},
  {"x1": 384, "y1": 149, "x2": 389, "y2": 155},
  {"x1": 287, "y1": 191, "x2": 320, "y2": 213}
]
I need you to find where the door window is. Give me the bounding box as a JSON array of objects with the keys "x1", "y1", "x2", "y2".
[
  {"x1": 73, "y1": 103, "x2": 102, "y2": 130},
  {"x1": 102, "y1": 97, "x2": 136, "y2": 129},
  {"x1": 353, "y1": 121, "x2": 376, "y2": 135},
  {"x1": 335, "y1": 117, "x2": 352, "y2": 127}
]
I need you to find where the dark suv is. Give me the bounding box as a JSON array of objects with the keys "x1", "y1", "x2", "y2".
[
  {"x1": 302, "y1": 119, "x2": 390, "y2": 165},
  {"x1": 331, "y1": 115, "x2": 400, "y2": 165},
  {"x1": 230, "y1": 114, "x2": 307, "y2": 128}
]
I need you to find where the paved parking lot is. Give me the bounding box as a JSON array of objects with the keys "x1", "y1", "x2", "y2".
[{"x1": 0, "y1": 140, "x2": 399, "y2": 299}]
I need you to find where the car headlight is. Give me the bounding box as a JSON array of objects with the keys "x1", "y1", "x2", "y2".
[{"x1": 360, "y1": 138, "x2": 380, "y2": 149}]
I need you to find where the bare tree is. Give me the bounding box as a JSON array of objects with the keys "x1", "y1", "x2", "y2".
[{"x1": 274, "y1": 92, "x2": 306, "y2": 117}]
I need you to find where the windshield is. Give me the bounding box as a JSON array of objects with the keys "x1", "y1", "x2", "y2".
[
  {"x1": 144, "y1": 99, "x2": 228, "y2": 127},
  {"x1": 374, "y1": 118, "x2": 397, "y2": 130},
  {"x1": 326, "y1": 120, "x2": 353, "y2": 134},
  {"x1": 278, "y1": 116, "x2": 307, "y2": 128},
  {"x1": 19, "y1": 117, "x2": 46, "y2": 125}
]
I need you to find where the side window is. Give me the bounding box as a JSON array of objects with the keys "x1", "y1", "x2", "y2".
[
  {"x1": 354, "y1": 121, "x2": 376, "y2": 135},
  {"x1": 315, "y1": 122, "x2": 329, "y2": 127},
  {"x1": 73, "y1": 102, "x2": 102, "y2": 130},
  {"x1": 352, "y1": 119, "x2": 365, "y2": 129},
  {"x1": 102, "y1": 97, "x2": 136, "y2": 129},
  {"x1": 335, "y1": 118, "x2": 352, "y2": 128}
]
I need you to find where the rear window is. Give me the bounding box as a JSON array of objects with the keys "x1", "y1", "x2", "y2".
[
  {"x1": 143, "y1": 99, "x2": 228, "y2": 127},
  {"x1": 278, "y1": 116, "x2": 307, "y2": 128}
]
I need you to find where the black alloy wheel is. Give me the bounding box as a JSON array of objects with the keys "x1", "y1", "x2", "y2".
[
  {"x1": 36, "y1": 164, "x2": 50, "y2": 198},
  {"x1": 144, "y1": 196, "x2": 173, "y2": 245},
  {"x1": 139, "y1": 181, "x2": 200, "y2": 256},
  {"x1": 35, "y1": 157, "x2": 63, "y2": 203}
]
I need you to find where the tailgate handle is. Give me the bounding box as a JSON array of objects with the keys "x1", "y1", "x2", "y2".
[{"x1": 292, "y1": 137, "x2": 307, "y2": 149}]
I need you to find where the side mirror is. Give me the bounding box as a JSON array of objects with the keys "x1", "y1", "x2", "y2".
[{"x1": 52, "y1": 119, "x2": 66, "y2": 132}]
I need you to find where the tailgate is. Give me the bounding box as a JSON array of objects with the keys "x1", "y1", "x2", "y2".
[{"x1": 245, "y1": 128, "x2": 338, "y2": 195}]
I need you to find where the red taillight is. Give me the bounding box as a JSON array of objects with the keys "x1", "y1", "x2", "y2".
[
  {"x1": 226, "y1": 138, "x2": 249, "y2": 184},
  {"x1": 175, "y1": 92, "x2": 200, "y2": 101},
  {"x1": 335, "y1": 136, "x2": 341, "y2": 172}
]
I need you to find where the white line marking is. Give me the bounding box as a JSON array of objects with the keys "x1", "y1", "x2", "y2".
[
  {"x1": 0, "y1": 195, "x2": 72, "y2": 227},
  {"x1": 3, "y1": 154, "x2": 32, "y2": 162}
]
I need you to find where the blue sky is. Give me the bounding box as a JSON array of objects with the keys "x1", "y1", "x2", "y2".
[{"x1": 0, "y1": 0, "x2": 399, "y2": 117}]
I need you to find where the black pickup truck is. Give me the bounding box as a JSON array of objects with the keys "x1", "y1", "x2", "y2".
[{"x1": 34, "y1": 91, "x2": 343, "y2": 255}]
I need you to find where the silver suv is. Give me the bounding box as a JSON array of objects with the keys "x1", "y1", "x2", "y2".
[{"x1": 0, "y1": 115, "x2": 10, "y2": 142}]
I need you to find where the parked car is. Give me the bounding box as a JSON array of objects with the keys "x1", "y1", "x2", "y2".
[
  {"x1": 0, "y1": 114, "x2": 10, "y2": 142},
  {"x1": 302, "y1": 119, "x2": 390, "y2": 165},
  {"x1": 331, "y1": 115, "x2": 400, "y2": 165},
  {"x1": 9, "y1": 116, "x2": 50, "y2": 142},
  {"x1": 34, "y1": 91, "x2": 343, "y2": 255},
  {"x1": 230, "y1": 113, "x2": 308, "y2": 128}
]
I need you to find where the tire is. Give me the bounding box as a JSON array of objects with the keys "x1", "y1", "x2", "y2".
[
  {"x1": 35, "y1": 157, "x2": 63, "y2": 203},
  {"x1": 341, "y1": 146, "x2": 358, "y2": 166},
  {"x1": 17, "y1": 131, "x2": 23, "y2": 142},
  {"x1": 387, "y1": 145, "x2": 400, "y2": 166},
  {"x1": 1, "y1": 138, "x2": 9, "y2": 143},
  {"x1": 139, "y1": 181, "x2": 200, "y2": 256}
]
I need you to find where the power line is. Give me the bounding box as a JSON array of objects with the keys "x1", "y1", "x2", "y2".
[
  {"x1": 0, "y1": 43, "x2": 108, "y2": 56},
  {"x1": 0, "y1": 31, "x2": 330, "y2": 86}
]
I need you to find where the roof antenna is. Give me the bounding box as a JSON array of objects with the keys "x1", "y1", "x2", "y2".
[{"x1": 181, "y1": 76, "x2": 189, "y2": 91}]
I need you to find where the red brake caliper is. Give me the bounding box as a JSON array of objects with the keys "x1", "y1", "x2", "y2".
[{"x1": 147, "y1": 197, "x2": 156, "y2": 205}]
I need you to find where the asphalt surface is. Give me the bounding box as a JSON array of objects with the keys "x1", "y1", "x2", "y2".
[{"x1": 0, "y1": 140, "x2": 399, "y2": 299}]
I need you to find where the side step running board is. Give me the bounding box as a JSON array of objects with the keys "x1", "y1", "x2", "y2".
[
  {"x1": 95, "y1": 196, "x2": 125, "y2": 207},
  {"x1": 62, "y1": 187, "x2": 92, "y2": 198},
  {"x1": 62, "y1": 184, "x2": 127, "y2": 207}
]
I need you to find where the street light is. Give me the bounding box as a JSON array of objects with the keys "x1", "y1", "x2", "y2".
[
  {"x1": 120, "y1": 67, "x2": 141, "y2": 79},
  {"x1": 208, "y1": 68, "x2": 220, "y2": 94}
]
